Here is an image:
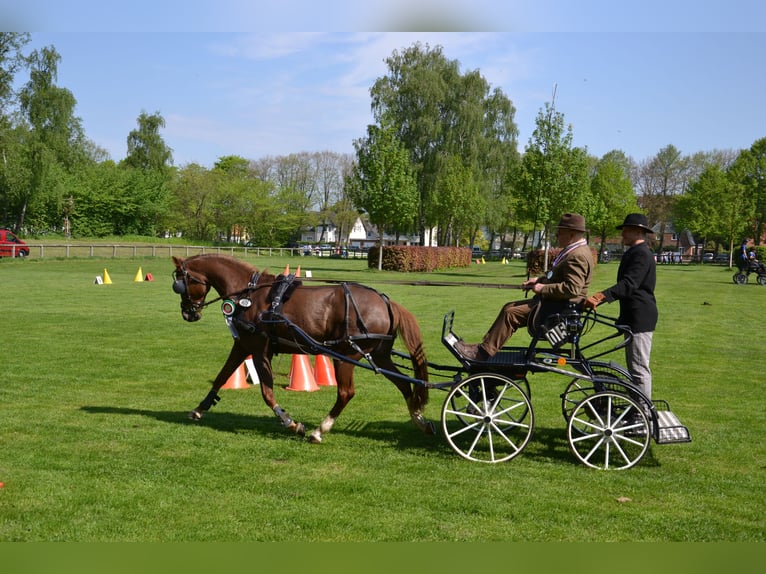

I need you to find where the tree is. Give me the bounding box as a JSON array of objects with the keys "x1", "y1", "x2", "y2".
[
  {"x1": 588, "y1": 150, "x2": 638, "y2": 254},
  {"x1": 123, "y1": 110, "x2": 173, "y2": 172},
  {"x1": 369, "y1": 42, "x2": 518, "y2": 246},
  {"x1": 350, "y1": 123, "x2": 418, "y2": 269},
  {"x1": 728, "y1": 137, "x2": 766, "y2": 244},
  {"x1": 632, "y1": 144, "x2": 690, "y2": 253},
  {"x1": 517, "y1": 98, "x2": 591, "y2": 258},
  {"x1": 17, "y1": 45, "x2": 83, "y2": 232}
]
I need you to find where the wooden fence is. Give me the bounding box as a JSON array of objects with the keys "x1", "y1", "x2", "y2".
[{"x1": 14, "y1": 244, "x2": 368, "y2": 260}]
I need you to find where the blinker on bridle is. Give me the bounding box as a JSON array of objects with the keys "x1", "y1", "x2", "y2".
[{"x1": 173, "y1": 265, "x2": 216, "y2": 311}]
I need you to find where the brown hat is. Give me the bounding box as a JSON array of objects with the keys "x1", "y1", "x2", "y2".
[
  {"x1": 616, "y1": 213, "x2": 653, "y2": 233},
  {"x1": 555, "y1": 213, "x2": 587, "y2": 232}
]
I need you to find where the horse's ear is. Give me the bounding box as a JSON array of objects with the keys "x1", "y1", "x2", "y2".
[{"x1": 172, "y1": 255, "x2": 184, "y2": 268}]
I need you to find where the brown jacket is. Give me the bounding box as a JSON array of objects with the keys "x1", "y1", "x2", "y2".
[{"x1": 535, "y1": 243, "x2": 594, "y2": 319}]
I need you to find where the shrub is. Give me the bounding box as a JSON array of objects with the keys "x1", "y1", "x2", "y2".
[{"x1": 367, "y1": 245, "x2": 472, "y2": 271}]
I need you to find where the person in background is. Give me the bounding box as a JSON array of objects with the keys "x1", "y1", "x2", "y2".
[
  {"x1": 456, "y1": 213, "x2": 593, "y2": 361},
  {"x1": 585, "y1": 213, "x2": 657, "y2": 400}
]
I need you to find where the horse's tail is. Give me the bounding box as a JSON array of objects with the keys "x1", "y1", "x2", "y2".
[{"x1": 389, "y1": 300, "x2": 429, "y2": 409}]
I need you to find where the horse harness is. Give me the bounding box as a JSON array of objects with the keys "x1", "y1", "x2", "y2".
[{"x1": 219, "y1": 273, "x2": 396, "y2": 367}]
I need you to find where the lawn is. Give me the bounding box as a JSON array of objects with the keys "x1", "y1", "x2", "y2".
[{"x1": 0, "y1": 253, "x2": 764, "y2": 543}]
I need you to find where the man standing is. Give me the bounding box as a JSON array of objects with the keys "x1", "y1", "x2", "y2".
[
  {"x1": 456, "y1": 213, "x2": 594, "y2": 361},
  {"x1": 585, "y1": 213, "x2": 657, "y2": 400}
]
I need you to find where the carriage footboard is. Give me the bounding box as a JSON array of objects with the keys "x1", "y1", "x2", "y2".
[{"x1": 652, "y1": 399, "x2": 691, "y2": 444}]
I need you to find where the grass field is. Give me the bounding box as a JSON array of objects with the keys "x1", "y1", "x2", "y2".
[{"x1": 0, "y1": 253, "x2": 764, "y2": 542}]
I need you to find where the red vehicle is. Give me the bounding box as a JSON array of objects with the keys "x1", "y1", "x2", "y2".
[{"x1": 0, "y1": 229, "x2": 30, "y2": 258}]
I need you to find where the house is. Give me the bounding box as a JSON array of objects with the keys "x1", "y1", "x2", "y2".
[{"x1": 301, "y1": 216, "x2": 434, "y2": 248}]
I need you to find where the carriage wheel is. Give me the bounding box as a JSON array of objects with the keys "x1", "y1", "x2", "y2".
[
  {"x1": 441, "y1": 373, "x2": 534, "y2": 463},
  {"x1": 450, "y1": 375, "x2": 530, "y2": 427},
  {"x1": 561, "y1": 371, "x2": 632, "y2": 422},
  {"x1": 566, "y1": 391, "x2": 650, "y2": 470},
  {"x1": 757, "y1": 275, "x2": 766, "y2": 286},
  {"x1": 733, "y1": 273, "x2": 748, "y2": 285}
]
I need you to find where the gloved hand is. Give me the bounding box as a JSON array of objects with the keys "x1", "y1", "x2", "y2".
[{"x1": 585, "y1": 292, "x2": 606, "y2": 309}]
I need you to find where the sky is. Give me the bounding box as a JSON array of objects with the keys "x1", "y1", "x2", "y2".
[{"x1": 3, "y1": 1, "x2": 766, "y2": 168}]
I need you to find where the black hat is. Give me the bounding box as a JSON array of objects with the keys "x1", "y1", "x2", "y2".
[
  {"x1": 616, "y1": 213, "x2": 653, "y2": 233},
  {"x1": 555, "y1": 213, "x2": 587, "y2": 232}
]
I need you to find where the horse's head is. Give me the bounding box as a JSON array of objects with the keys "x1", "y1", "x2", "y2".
[{"x1": 172, "y1": 256, "x2": 211, "y2": 322}]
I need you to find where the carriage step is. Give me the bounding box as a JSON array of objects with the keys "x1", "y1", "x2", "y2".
[{"x1": 654, "y1": 409, "x2": 691, "y2": 444}]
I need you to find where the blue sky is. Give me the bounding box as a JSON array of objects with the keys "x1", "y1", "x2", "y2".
[{"x1": 4, "y1": 2, "x2": 766, "y2": 168}]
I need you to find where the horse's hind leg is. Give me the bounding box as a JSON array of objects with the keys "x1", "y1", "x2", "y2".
[
  {"x1": 308, "y1": 360, "x2": 355, "y2": 444},
  {"x1": 256, "y1": 357, "x2": 306, "y2": 437},
  {"x1": 376, "y1": 354, "x2": 434, "y2": 435}
]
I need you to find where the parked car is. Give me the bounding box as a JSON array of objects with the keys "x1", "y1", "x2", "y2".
[
  {"x1": 702, "y1": 252, "x2": 714, "y2": 263},
  {"x1": 0, "y1": 228, "x2": 29, "y2": 258},
  {"x1": 714, "y1": 253, "x2": 730, "y2": 264}
]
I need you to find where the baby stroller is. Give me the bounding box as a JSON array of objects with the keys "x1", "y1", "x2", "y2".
[{"x1": 733, "y1": 258, "x2": 766, "y2": 285}]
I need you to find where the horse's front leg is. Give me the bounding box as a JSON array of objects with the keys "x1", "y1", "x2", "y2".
[
  {"x1": 188, "y1": 345, "x2": 249, "y2": 421},
  {"x1": 308, "y1": 360, "x2": 355, "y2": 444}
]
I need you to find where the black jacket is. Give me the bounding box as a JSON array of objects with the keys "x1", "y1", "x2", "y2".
[{"x1": 603, "y1": 242, "x2": 657, "y2": 333}]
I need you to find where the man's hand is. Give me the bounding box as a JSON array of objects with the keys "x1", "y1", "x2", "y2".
[{"x1": 585, "y1": 292, "x2": 606, "y2": 309}]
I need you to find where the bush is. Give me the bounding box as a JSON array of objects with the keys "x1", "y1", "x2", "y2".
[{"x1": 367, "y1": 245, "x2": 472, "y2": 271}]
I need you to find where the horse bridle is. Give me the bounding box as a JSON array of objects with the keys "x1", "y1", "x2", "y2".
[
  {"x1": 173, "y1": 263, "x2": 263, "y2": 314},
  {"x1": 173, "y1": 264, "x2": 219, "y2": 313}
]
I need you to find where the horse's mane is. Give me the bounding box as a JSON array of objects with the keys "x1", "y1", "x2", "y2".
[{"x1": 186, "y1": 253, "x2": 279, "y2": 280}]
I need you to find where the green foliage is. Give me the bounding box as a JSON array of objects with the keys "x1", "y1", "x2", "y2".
[
  {"x1": 588, "y1": 150, "x2": 638, "y2": 248},
  {"x1": 517, "y1": 101, "x2": 591, "y2": 246},
  {"x1": 351, "y1": 123, "x2": 418, "y2": 237},
  {"x1": 122, "y1": 110, "x2": 173, "y2": 172}
]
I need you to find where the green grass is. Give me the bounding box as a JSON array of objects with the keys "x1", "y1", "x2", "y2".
[{"x1": 0, "y1": 254, "x2": 764, "y2": 541}]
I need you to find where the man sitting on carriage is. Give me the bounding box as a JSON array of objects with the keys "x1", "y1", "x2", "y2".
[{"x1": 455, "y1": 213, "x2": 594, "y2": 361}]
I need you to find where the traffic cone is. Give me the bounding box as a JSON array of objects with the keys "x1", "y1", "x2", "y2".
[
  {"x1": 134, "y1": 267, "x2": 144, "y2": 282},
  {"x1": 283, "y1": 264, "x2": 290, "y2": 276},
  {"x1": 314, "y1": 354, "x2": 337, "y2": 387},
  {"x1": 145, "y1": 273, "x2": 154, "y2": 282},
  {"x1": 222, "y1": 361, "x2": 250, "y2": 389},
  {"x1": 481, "y1": 256, "x2": 486, "y2": 264},
  {"x1": 286, "y1": 355, "x2": 320, "y2": 392},
  {"x1": 295, "y1": 265, "x2": 301, "y2": 277},
  {"x1": 103, "y1": 269, "x2": 112, "y2": 284}
]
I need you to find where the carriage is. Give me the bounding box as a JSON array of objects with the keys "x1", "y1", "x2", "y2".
[
  {"x1": 433, "y1": 307, "x2": 691, "y2": 469},
  {"x1": 172, "y1": 254, "x2": 691, "y2": 470},
  {"x1": 733, "y1": 258, "x2": 766, "y2": 285}
]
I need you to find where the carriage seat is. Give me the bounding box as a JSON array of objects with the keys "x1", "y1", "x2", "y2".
[{"x1": 527, "y1": 301, "x2": 585, "y2": 348}]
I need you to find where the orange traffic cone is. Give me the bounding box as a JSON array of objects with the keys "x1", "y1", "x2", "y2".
[
  {"x1": 314, "y1": 354, "x2": 337, "y2": 387},
  {"x1": 295, "y1": 265, "x2": 301, "y2": 278},
  {"x1": 286, "y1": 355, "x2": 319, "y2": 392},
  {"x1": 283, "y1": 264, "x2": 290, "y2": 276},
  {"x1": 222, "y1": 361, "x2": 250, "y2": 389}
]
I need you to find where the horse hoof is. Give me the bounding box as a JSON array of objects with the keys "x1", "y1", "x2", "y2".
[
  {"x1": 188, "y1": 410, "x2": 203, "y2": 421},
  {"x1": 424, "y1": 421, "x2": 436, "y2": 435},
  {"x1": 308, "y1": 431, "x2": 322, "y2": 444},
  {"x1": 295, "y1": 422, "x2": 306, "y2": 436}
]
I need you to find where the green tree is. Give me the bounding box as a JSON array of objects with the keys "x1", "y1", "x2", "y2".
[
  {"x1": 517, "y1": 99, "x2": 591, "y2": 254},
  {"x1": 123, "y1": 110, "x2": 173, "y2": 172},
  {"x1": 633, "y1": 144, "x2": 690, "y2": 253},
  {"x1": 729, "y1": 137, "x2": 766, "y2": 244},
  {"x1": 588, "y1": 150, "x2": 638, "y2": 254},
  {"x1": 17, "y1": 45, "x2": 84, "y2": 231},
  {"x1": 350, "y1": 123, "x2": 418, "y2": 269}
]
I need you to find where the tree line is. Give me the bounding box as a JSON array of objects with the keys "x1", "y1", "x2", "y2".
[{"x1": 1, "y1": 34, "x2": 764, "y2": 254}]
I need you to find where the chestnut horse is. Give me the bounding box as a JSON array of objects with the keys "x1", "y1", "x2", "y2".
[{"x1": 171, "y1": 254, "x2": 432, "y2": 443}]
